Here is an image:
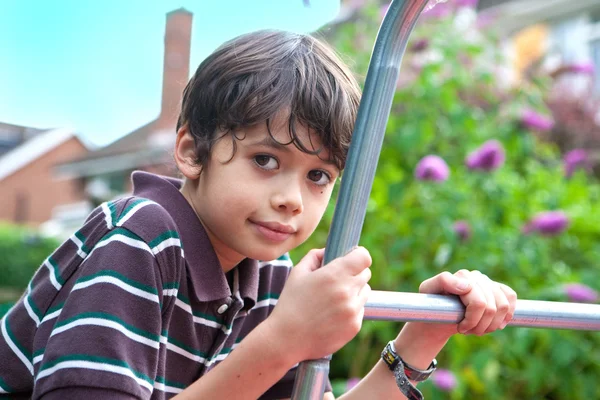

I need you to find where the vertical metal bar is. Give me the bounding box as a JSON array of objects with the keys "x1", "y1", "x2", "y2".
[{"x1": 291, "y1": 0, "x2": 430, "y2": 398}]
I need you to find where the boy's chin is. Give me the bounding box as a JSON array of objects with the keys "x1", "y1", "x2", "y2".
[{"x1": 247, "y1": 246, "x2": 291, "y2": 262}]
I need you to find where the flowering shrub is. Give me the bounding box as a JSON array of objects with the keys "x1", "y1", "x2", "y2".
[{"x1": 293, "y1": 1, "x2": 600, "y2": 398}]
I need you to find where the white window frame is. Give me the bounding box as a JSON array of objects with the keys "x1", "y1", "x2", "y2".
[{"x1": 589, "y1": 20, "x2": 600, "y2": 93}]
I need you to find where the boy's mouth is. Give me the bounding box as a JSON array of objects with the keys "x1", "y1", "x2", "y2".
[{"x1": 249, "y1": 220, "x2": 296, "y2": 242}]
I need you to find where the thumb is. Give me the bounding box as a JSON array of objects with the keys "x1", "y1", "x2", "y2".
[
  {"x1": 419, "y1": 272, "x2": 472, "y2": 295},
  {"x1": 295, "y1": 248, "x2": 325, "y2": 273}
]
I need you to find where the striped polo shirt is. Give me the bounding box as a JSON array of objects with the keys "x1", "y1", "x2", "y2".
[{"x1": 0, "y1": 171, "x2": 305, "y2": 399}]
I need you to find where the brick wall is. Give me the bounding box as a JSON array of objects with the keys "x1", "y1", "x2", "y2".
[{"x1": 0, "y1": 137, "x2": 88, "y2": 226}]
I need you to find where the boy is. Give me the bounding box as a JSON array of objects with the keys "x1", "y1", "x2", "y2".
[{"x1": 0, "y1": 30, "x2": 516, "y2": 399}]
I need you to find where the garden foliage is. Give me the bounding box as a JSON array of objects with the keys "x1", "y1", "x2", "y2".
[
  {"x1": 0, "y1": 223, "x2": 60, "y2": 311},
  {"x1": 291, "y1": 2, "x2": 600, "y2": 398}
]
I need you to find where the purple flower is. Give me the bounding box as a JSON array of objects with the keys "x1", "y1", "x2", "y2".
[
  {"x1": 465, "y1": 140, "x2": 506, "y2": 171},
  {"x1": 564, "y1": 149, "x2": 590, "y2": 178},
  {"x1": 432, "y1": 369, "x2": 457, "y2": 391},
  {"x1": 564, "y1": 63, "x2": 595, "y2": 75},
  {"x1": 410, "y1": 38, "x2": 429, "y2": 52},
  {"x1": 456, "y1": 0, "x2": 479, "y2": 7},
  {"x1": 422, "y1": 2, "x2": 452, "y2": 19},
  {"x1": 521, "y1": 109, "x2": 555, "y2": 132},
  {"x1": 415, "y1": 155, "x2": 450, "y2": 182},
  {"x1": 564, "y1": 283, "x2": 598, "y2": 303},
  {"x1": 345, "y1": 377, "x2": 360, "y2": 392},
  {"x1": 453, "y1": 220, "x2": 471, "y2": 241},
  {"x1": 379, "y1": 3, "x2": 390, "y2": 19},
  {"x1": 523, "y1": 211, "x2": 569, "y2": 236}
]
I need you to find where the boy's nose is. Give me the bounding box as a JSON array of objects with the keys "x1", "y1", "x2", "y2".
[{"x1": 271, "y1": 182, "x2": 303, "y2": 215}]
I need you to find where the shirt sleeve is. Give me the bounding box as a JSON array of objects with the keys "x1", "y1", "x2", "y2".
[{"x1": 33, "y1": 227, "x2": 167, "y2": 399}]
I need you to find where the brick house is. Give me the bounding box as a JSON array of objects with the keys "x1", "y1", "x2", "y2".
[
  {"x1": 0, "y1": 123, "x2": 89, "y2": 227},
  {"x1": 57, "y1": 8, "x2": 193, "y2": 203},
  {"x1": 477, "y1": 0, "x2": 600, "y2": 88}
]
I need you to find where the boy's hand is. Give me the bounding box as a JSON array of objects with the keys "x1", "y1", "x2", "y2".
[
  {"x1": 419, "y1": 270, "x2": 517, "y2": 336},
  {"x1": 263, "y1": 247, "x2": 372, "y2": 364}
]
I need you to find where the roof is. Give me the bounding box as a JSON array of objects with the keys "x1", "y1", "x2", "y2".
[
  {"x1": 0, "y1": 121, "x2": 46, "y2": 156},
  {"x1": 478, "y1": 0, "x2": 513, "y2": 10},
  {"x1": 56, "y1": 119, "x2": 176, "y2": 177},
  {"x1": 477, "y1": 0, "x2": 600, "y2": 34},
  {"x1": 0, "y1": 127, "x2": 87, "y2": 181}
]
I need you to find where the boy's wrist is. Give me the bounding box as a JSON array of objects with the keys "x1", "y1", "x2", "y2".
[
  {"x1": 393, "y1": 322, "x2": 451, "y2": 371},
  {"x1": 258, "y1": 317, "x2": 303, "y2": 369}
]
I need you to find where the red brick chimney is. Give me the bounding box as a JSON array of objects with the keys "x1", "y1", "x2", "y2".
[{"x1": 157, "y1": 8, "x2": 192, "y2": 130}]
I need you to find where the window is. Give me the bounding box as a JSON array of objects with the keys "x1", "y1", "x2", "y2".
[{"x1": 590, "y1": 19, "x2": 600, "y2": 94}]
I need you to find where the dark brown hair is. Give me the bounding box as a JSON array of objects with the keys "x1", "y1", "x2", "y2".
[{"x1": 176, "y1": 29, "x2": 362, "y2": 170}]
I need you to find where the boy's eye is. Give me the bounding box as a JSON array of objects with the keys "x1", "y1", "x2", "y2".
[
  {"x1": 308, "y1": 170, "x2": 331, "y2": 186},
  {"x1": 254, "y1": 155, "x2": 279, "y2": 170}
]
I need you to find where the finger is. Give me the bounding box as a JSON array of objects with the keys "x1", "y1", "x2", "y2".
[
  {"x1": 328, "y1": 246, "x2": 372, "y2": 276},
  {"x1": 419, "y1": 271, "x2": 471, "y2": 295},
  {"x1": 456, "y1": 272, "x2": 487, "y2": 334},
  {"x1": 462, "y1": 272, "x2": 497, "y2": 335},
  {"x1": 357, "y1": 283, "x2": 371, "y2": 307},
  {"x1": 298, "y1": 248, "x2": 325, "y2": 273},
  {"x1": 499, "y1": 283, "x2": 518, "y2": 328},
  {"x1": 484, "y1": 282, "x2": 511, "y2": 333},
  {"x1": 353, "y1": 267, "x2": 372, "y2": 290}
]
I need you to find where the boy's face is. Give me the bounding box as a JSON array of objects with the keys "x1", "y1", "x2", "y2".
[{"x1": 181, "y1": 115, "x2": 339, "y2": 270}]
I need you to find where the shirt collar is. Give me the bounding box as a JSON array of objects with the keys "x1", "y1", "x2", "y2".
[{"x1": 131, "y1": 171, "x2": 259, "y2": 306}]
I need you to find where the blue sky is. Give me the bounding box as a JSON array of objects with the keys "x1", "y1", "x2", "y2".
[{"x1": 0, "y1": 0, "x2": 340, "y2": 147}]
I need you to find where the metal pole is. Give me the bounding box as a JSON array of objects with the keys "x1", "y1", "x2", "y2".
[
  {"x1": 291, "y1": 0, "x2": 430, "y2": 398},
  {"x1": 365, "y1": 291, "x2": 600, "y2": 331}
]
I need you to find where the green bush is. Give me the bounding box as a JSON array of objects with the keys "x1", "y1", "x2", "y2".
[
  {"x1": 292, "y1": 2, "x2": 600, "y2": 398},
  {"x1": 0, "y1": 223, "x2": 60, "y2": 293}
]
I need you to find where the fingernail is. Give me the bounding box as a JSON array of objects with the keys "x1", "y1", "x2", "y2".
[{"x1": 456, "y1": 279, "x2": 470, "y2": 290}]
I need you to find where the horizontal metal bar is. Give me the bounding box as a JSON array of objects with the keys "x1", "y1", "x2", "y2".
[{"x1": 365, "y1": 290, "x2": 600, "y2": 331}]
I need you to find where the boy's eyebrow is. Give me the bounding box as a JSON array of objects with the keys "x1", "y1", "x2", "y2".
[
  {"x1": 249, "y1": 136, "x2": 292, "y2": 152},
  {"x1": 249, "y1": 135, "x2": 339, "y2": 169}
]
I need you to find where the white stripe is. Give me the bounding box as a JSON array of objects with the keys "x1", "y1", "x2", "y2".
[
  {"x1": 44, "y1": 259, "x2": 62, "y2": 291},
  {"x1": 193, "y1": 316, "x2": 231, "y2": 334},
  {"x1": 258, "y1": 260, "x2": 293, "y2": 268},
  {"x1": 41, "y1": 308, "x2": 62, "y2": 324},
  {"x1": 152, "y1": 238, "x2": 181, "y2": 255},
  {"x1": 253, "y1": 298, "x2": 278, "y2": 309},
  {"x1": 72, "y1": 276, "x2": 159, "y2": 303},
  {"x1": 101, "y1": 202, "x2": 113, "y2": 229},
  {"x1": 36, "y1": 360, "x2": 153, "y2": 392},
  {"x1": 70, "y1": 234, "x2": 88, "y2": 258},
  {"x1": 84, "y1": 234, "x2": 153, "y2": 261},
  {"x1": 1, "y1": 313, "x2": 33, "y2": 375},
  {"x1": 24, "y1": 286, "x2": 41, "y2": 327},
  {"x1": 0, "y1": 384, "x2": 8, "y2": 394},
  {"x1": 153, "y1": 381, "x2": 183, "y2": 394},
  {"x1": 50, "y1": 318, "x2": 160, "y2": 349},
  {"x1": 210, "y1": 342, "x2": 239, "y2": 364},
  {"x1": 116, "y1": 200, "x2": 159, "y2": 227},
  {"x1": 174, "y1": 298, "x2": 192, "y2": 314},
  {"x1": 164, "y1": 340, "x2": 207, "y2": 364},
  {"x1": 33, "y1": 354, "x2": 44, "y2": 365},
  {"x1": 174, "y1": 299, "x2": 231, "y2": 334},
  {"x1": 162, "y1": 288, "x2": 178, "y2": 297}
]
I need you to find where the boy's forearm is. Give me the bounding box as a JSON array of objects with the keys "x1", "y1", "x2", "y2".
[
  {"x1": 338, "y1": 323, "x2": 451, "y2": 400},
  {"x1": 173, "y1": 319, "x2": 296, "y2": 400}
]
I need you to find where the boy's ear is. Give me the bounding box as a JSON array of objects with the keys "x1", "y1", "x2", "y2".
[{"x1": 174, "y1": 125, "x2": 202, "y2": 179}]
